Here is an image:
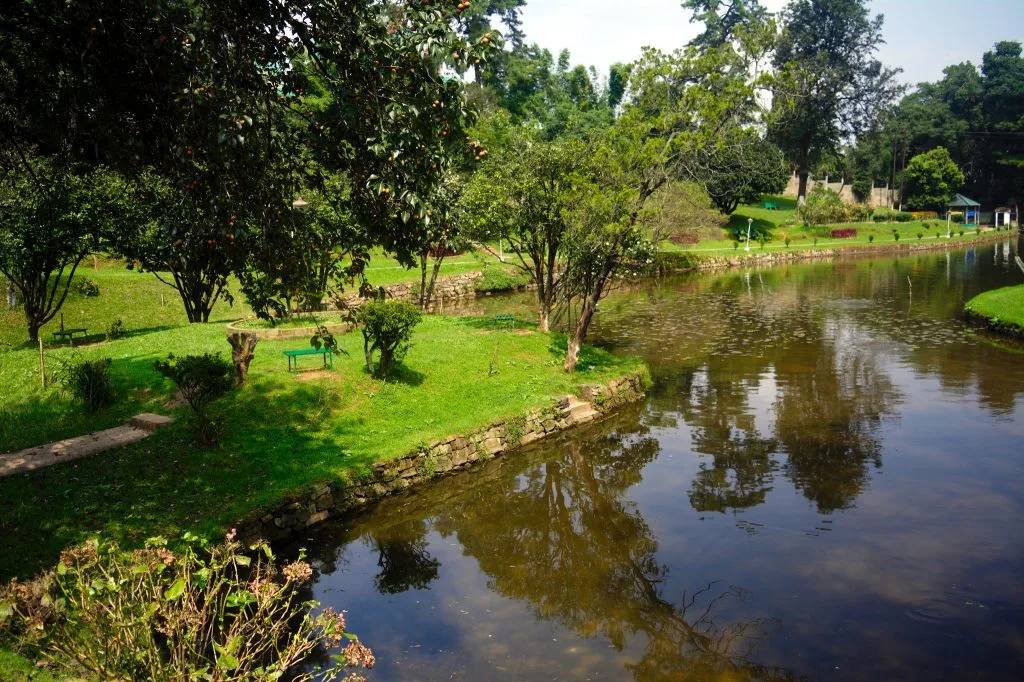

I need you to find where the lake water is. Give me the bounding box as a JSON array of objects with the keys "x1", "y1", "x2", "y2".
[{"x1": 290, "y1": 241, "x2": 1024, "y2": 681}]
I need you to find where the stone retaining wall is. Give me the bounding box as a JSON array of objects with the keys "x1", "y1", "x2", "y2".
[
  {"x1": 658, "y1": 231, "x2": 1012, "y2": 274},
  {"x1": 335, "y1": 271, "x2": 483, "y2": 310},
  {"x1": 237, "y1": 372, "x2": 646, "y2": 544}
]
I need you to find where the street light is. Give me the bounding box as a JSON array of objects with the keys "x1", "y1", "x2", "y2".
[{"x1": 746, "y1": 218, "x2": 753, "y2": 252}]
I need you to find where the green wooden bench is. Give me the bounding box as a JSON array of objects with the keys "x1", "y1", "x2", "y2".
[
  {"x1": 763, "y1": 201, "x2": 779, "y2": 210},
  {"x1": 494, "y1": 313, "x2": 516, "y2": 329},
  {"x1": 52, "y1": 327, "x2": 88, "y2": 345},
  {"x1": 283, "y1": 347, "x2": 333, "y2": 372}
]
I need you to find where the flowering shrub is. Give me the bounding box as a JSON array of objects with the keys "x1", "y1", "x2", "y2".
[
  {"x1": 796, "y1": 187, "x2": 849, "y2": 226},
  {"x1": 830, "y1": 228, "x2": 858, "y2": 239},
  {"x1": 0, "y1": 533, "x2": 373, "y2": 681}
]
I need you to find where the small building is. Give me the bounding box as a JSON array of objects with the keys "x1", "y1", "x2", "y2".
[
  {"x1": 994, "y1": 206, "x2": 1017, "y2": 228},
  {"x1": 948, "y1": 194, "x2": 981, "y2": 226}
]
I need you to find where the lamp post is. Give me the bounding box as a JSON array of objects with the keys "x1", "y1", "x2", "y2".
[{"x1": 746, "y1": 218, "x2": 753, "y2": 252}]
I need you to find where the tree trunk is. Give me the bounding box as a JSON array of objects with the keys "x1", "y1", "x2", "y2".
[
  {"x1": 418, "y1": 253, "x2": 429, "y2": 310},
  {"x1": 27, "y1": 320, "x2": 41, "y2": 344},
  {"x1": 797, "y1": 146, "x2": 810, "y2": 204},
  {"x1": 564, "y1": 293, "x2": 598, "y2": 373},
  {"x1": 539, "y1": 306, "x2": 550, "y2": 333},
  {"x1": 425, "y1": 255, "x2": 445, "y2": 311},
  {"x1": 227, "y1": 332, "x2": 258, "y2": 386}
]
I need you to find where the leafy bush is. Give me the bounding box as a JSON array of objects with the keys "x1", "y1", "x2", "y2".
[
  {"x1": 784, "y1": 236, "x2": 791, "y2": 248},
  {"x1": 951, "y1": 213, "x2": 964, "y2": 224},
  {"x1": 0, "y1": 535, "x2": 373, "y2": 681},
  {"x1": 354, "y1": 300, "x2": 422, "y2": 379},
  {"x1": 959, "y1": 229, "x2": 964, "y2": 236},
  {"x1": 73, "y1": 277, "x2": 99, "y2": 297},
  {"x1": 872, "y1": 208, "x2": 914, "y2": 223},
  {"x1": 893, "y1": 231, "x2": 900, "y2": 242},
  {"x1": 911, "y1": 211, "x2": 939, "y2": 220},
  {"x1": 796, "y1": 187, "x2": 849, "y2": 226},
  {"x1": 60, "y1": 358, "x2": 115, "y2": 411},
  {"x1": 106, "y1": 317, "x2": 126, "y2": 341},
  {"x1": 917, "y1": 232, "x2": 924, "y2": 240},
  {"x1": 848, "y1": 204, "x2": 874, "y2": 222},
  {"x1": 868, "y1": 234, "x2": 875, "y2": 243},
  {"x1": 830, "y1": 228, "x2": 857, "y2": 239},
  {"x1": 154, "y1": 353, "x2": 234, "y2": 445},
  {"x1": 474, "y1": 267, "x2": 533, "y2": 294}
]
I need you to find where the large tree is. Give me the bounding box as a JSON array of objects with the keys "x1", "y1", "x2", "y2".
[
  {"x1": 768, "y1": 0, "x2": 902, "y2": 202},
  {"x1": 902, "y1": 147, "x2": 965, "y2": 213},
  {"x1": 0, "y1": 159, "x2": 127, "y2": 342},
  {"x1": 1, "y1": 0, "x2": 500, "y2": 319}
]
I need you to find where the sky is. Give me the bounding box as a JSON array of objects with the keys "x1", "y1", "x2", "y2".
[{"x1": 515, "y1": 0, "x2": 1024, "y2": 88}]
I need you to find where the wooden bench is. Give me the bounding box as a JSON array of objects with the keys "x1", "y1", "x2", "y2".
[
  {"x1": 494, "y1": 313, "x2": 516, "y2": 329},
  {"x1": 52, "y1": 328, "x2": 88, "y2": 345},
  {"x1": 283, "y1": 347, "x2": 333, "y2": 372}
]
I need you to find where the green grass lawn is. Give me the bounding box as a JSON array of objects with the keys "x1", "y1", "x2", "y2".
[
  {"x1": 0, "y1": 304, "x2": 644, "y2": 580},
  {"x1": 965, "y1": 284, "x2": 1024, "y2": 338},
  {"x1": 660, "y1": 192, "x2": 995, "y2": 255}
]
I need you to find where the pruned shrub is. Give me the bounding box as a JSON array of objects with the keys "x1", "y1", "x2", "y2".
[
  {"x1": 917, "y1": 232, "x2": 924, "y2": 240},
  {"x1": 873, "y1": 208, "x2": 914, "y2": 223},
  {"x1": 796, "y1": 187, "x2": 849, "y2": 226},
  {"x1": 848, "y1": 204, "x2": 874, "y2": 222},
  {"x1": 154, "y1": 353, "x2": 233, "y2": 445},
  {"x1": 60, "y1": 358, "x2": 115, "y2": 411},
  {"x1": 0, "y1": 535, "x2": 373, "y2": 681},
  {"x1": 893, "y1": 231, "x2": 900, "y2": 242},
  {"x1": 830, "y1": 228, "x2": 857, "y2": 239},
  {"x1": 868, "y1": 234, "x2": 875, "y2": 243},
  {"x1": 73, "y1": 278, "x2": 99, "y2": 297},
  {"x1": 354, "y1": 300, "x2": 422, "y2": 379},
  {"x1": 106, "y1": 317, "x2": 126, "y2": 341}
]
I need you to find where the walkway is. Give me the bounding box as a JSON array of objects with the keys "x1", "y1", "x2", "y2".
[{"x1": 0, "y1": 413, "x2": 175, "y2": 478}]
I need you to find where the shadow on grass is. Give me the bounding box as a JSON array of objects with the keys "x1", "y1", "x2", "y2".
[
  {"x1": 545, "y1": 332, "x2": 623, "y2": 375},
  {"x1": 454, "y1": 314, "x2": 540, "y2": 332},
  {"x1": 0, "y1": 371, "x2": 371, "y2": 582}
]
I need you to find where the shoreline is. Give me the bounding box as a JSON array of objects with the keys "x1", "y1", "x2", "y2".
[
  {"x1": 657, "y1": 231, "x2": 1014, "y2": 273},
  {"x1": 237, "y1": 372, "x2": 648, "y2": 545}
]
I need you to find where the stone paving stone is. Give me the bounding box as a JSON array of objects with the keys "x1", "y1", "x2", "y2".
[{"x1": 0, "y1": 413, "x2": 175, "y2": 477}]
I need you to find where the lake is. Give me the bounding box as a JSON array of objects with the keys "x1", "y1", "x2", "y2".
[{"x1": 289, "y1": 240, "x2": 1024, "y2": 681}]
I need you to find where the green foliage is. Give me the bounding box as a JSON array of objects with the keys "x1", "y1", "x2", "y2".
[
  {"x1": 0, "y1": 536, "x2": 371, "y2": 680},
  {"x1": 105, "y1": 318, "x2": 127, "y2": 341},
  {"x1": 72, "y1": 278, "x2": 99, "y2": 297},
  {"x1": 873, "y1": 208, "x2": 914, "y2": 223},
  {"x1": 702, "y1": 138, "x2": 790, "y2": 215},
  {"x1": 153, "y1": 353, "x2": 234, "y2": 445},
  {"x1": 354, "y1": 300, "x2": 423, "y2": 379},
  {"x1": 770, "y1": 0, "x2": 903, "y2": 197},
  {"x1": 59, "y1": 358, "x2": 115, "y2": 412},
  {"x1": 0, "y1": 159, "x2": 128, "y2": 342},
  {"x1": 796, "y1": 187, "x2": 849, "y2": 225},
  {"x1": 474, "y1": 267, "x2": 534, "y2": 293},
  {"x1": 903, "y1": 147, "x2": 965, "y2": 212}
]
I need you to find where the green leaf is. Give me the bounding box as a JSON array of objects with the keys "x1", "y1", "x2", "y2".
[{"x1": 163, "y1": 578, "x2": 186, "y2": 601}]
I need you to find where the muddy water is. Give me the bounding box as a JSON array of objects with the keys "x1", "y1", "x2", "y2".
[{"x1": 293, "y1": 241, "x2": 1024, "y2": 681}]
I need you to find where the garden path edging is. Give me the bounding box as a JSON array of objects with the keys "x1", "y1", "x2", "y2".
[{"x1": 236, "y1": 372, "x2": 646, "y2": 544}]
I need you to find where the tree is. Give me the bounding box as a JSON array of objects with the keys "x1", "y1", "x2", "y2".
[
  {"x1": 0, "y1": 158, "x2": 126, "y2": 343},
  {"x1": 354, "y1": 300, "x2": 423, "y2": 379},
  {"x1": 416, "y1": 173, "x2": 469, "y2": 311},
  {"x1": 462, "y1": 128, "x2": 591, "y2": 331},
  {"x1": 701, "y1": 137, "x2": 789, "y2": 214},
  {"x1": 769, "y1": 0, "x2": 903, "y2": 202},
  {"x1": 682, "y1": 0, "x2": 768, "y2": 48},
  {"x1": 1, "y1": 0, "x2": 502, "y2": 318},
  {"x1": 902, "y1": 147, "x2": 965, "y2": 212}
]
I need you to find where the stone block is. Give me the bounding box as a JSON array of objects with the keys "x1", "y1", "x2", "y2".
[
  {"x1": 315, "y1": 493, "x2": 334, "y2": 511},
  {"x1": 483, "y1": 437, "x2": 503, "y2": 455},
  {"x1": 130, "y1": 413, "x2": 176, "y2": 433},
  {"x1": 306, "y1": 511, "x2": 330, "y2": 527},
  {"x1": 519, "y1": 431, "x2": 542, "y2": 446}
]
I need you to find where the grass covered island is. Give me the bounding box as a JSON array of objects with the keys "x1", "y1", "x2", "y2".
[
  {"x1": 965, "y1": 284, "x2": 1024, "y2": 339},
  {"x1": 0, "y1": 272, "x2": 645, "y2": 581}
]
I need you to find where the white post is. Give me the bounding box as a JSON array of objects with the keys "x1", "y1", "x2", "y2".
[{"x1": 746, "y1": 218, "x2": 752, "y2": 253}]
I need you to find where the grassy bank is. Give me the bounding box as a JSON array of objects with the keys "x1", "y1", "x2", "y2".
[
  {"x1": 965, "y1": 284, "x2": 1024, "y2": 339},
  {"x1": 0, "y1": 308, "x2": 644, "y2": 580}
]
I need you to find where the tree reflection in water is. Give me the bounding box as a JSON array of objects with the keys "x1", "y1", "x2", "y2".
[{"x1": 319, "y1": 417, "x2": 800, "y2": 681}]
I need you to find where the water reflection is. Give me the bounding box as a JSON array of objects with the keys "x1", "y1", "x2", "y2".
[{"x1": 294, "y1": 242, "x2": 1024, "y2": 681}]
